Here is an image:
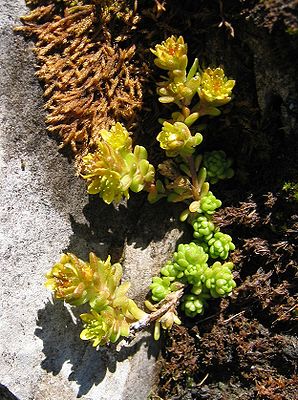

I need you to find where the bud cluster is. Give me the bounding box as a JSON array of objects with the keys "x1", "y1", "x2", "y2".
[
  {"x1": 203, "y1": 150, "x2": 234, "y2": 184},
  {"x1": 149, "y1": 237, "x2": 236, "y2": 318},
  {"x1": 192, "y1": 215, "x2": 235, "y2": 260}
]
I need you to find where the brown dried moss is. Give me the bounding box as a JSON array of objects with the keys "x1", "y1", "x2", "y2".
[{"x1": 16, "y1": 1, "x2": 149, "y2": 156}]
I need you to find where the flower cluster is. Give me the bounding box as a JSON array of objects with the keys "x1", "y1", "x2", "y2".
[
  {"x1": 81, "y1": 123, "x2": 155, "y2": 204},
  {"x1": 151, "y1": 35, "x2": 235, "y2": 117},
  {"x1": 149, "y1": 36, "x2": 235, "y2": 217},
  {"x1": 45, "y1": 252, "x2": 146, "y2": 346}
]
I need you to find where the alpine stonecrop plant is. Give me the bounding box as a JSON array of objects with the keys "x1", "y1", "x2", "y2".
[
  {"x1": 81, "y1": 123, "x2": 155, "y2": 204},
  {"x1": 46, "y1": 252, "x2": 146, "y2": 346},
  {"x1": 45, "y1": 35, "x2": 238, "y2": 346},
  {"x1": 146, "y1": 35, "x2": 237, "y2": 334},
  {"x1": 148, "y1": 35, "x2": 235, "y2": 223}
]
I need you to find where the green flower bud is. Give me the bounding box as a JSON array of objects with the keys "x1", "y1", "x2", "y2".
[
  {"x1": 157, "y1": 121, "x2": 202, "y2": 157},
  {"x1": 203, "y1": 150, "x2": 234, "y2": 184},
  {"x1": 150, "y1": 276, "x2": 172, "y2": 302},
  {"x1": 192, "y1": 215, "x2": 216, "y2": 240},
  {"x1": 199, "y1": 191, "x2": 222, "y2": 214},
  {"x1": 207, "y1": 232, "x2": 235, "y2": 260},
  {"x1": 181, "y1": 293, "x2": 209, "y2": 317},
  {"x1": 157, "y1": 76, "x2": 201, "y2": 106},
  {"x1": 203, "y1": 261, "x2": 236, "y2": 298},
  {"x1": 160, "y1": 260, "x2": 184, "y2": 280}
]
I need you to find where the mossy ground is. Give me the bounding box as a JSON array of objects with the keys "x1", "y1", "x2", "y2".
[{"x1": 19, "y1": 1, "x2": 297, "y2": 399}]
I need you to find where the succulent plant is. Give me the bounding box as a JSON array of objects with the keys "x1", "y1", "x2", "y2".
[
  {"x1": 80, "y1": 306, "x2": 133, "y2": 346},
  {"x1": 181, "y1": 293, "x2": 209, "y2": 317},
  {"x1": 46, "y1": 252, "x2": 146, "y2": 346},
  {"x1": 158, "y1": 242, "x2": 209, "y2": 285},
  {"x1": 160, "y1": 260, "x2": 185, "y2": 280},
  {"x1": 173, "y1": 242, "x2": 209, "y2": 272},
  {"x1": 203, "y1": 261, "x2": 236, "y2": 298},
  {"x1": 203, "y1": 150, "x2": 234, "y2": 184},
  {"x1": 199, "y1": 191, "x2": 222, "y2": 214},
  {"x1": 192, "y1": 215, "x2": 217, "y2": 240},
  {"x1": 45, "y1": 252, "x2": 120, "y2": 306},
  {"x1": 44, "y1": 35, "x2": 238, "y2": 345},
  {"x1": 149, "y1": 276, "x2": 173, "y2": 302},
  {"x1": 207, "y1": 232, "x2": 235, "y2": 260}
]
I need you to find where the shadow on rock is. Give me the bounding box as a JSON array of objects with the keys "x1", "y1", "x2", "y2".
[
  {"x1": 65, "y1": 193, "x2": 186, "y2": 261},
  {"x1": 0, "y1": 385, "x2": 19, "y2": 400},
  {"x1": 35, "y1": 299, "x2": 159, "y2": 398}
]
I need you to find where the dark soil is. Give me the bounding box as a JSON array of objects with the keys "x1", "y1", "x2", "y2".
[{"x1": 18, "y1": 1, "x2": 298, "y2": 399}]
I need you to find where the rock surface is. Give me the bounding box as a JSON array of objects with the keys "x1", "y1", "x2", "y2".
[{"x1": 0, "y1": 2, "x2": 182, "y2": 399}]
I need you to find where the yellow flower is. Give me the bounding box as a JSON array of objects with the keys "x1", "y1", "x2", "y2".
[
  {"x1": 99, "y1": 122, "x2": 132, "y2": 151},
  {"x1": 81, "y1": 125, "x2": 155, "y2": 204},
  {"x1": 157, "y1": 121, "x2": 203, "y2": 157},
  {"x1": 82, "y1": 141, "x2": 127, "y2": 203},
  {"x1": 151, "y1": 35, "x2": 188, "y2": 71},
  {"x1": 45, "y1": 253, "x2": 96, "y2": 305},
  {"x1": 198, "y1": 67, "x2": 235, "y2": 107}
]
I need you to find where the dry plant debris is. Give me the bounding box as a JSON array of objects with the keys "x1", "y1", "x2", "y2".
[{"x1": 16, "y1": 1, "x2": 148, "y2": 157}]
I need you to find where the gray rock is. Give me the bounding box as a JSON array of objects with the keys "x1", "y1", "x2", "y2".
[{"x1": 0, "y1": 1, "x2": 183, "y2": 399}]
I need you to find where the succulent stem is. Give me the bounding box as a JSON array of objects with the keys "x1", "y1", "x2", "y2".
[
  {"x1": 130, "y1": 287, "x2": 184, "y2": 332},
  {"x1": 186, "y1": 155, "x2": 201, "y2": 200}
]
